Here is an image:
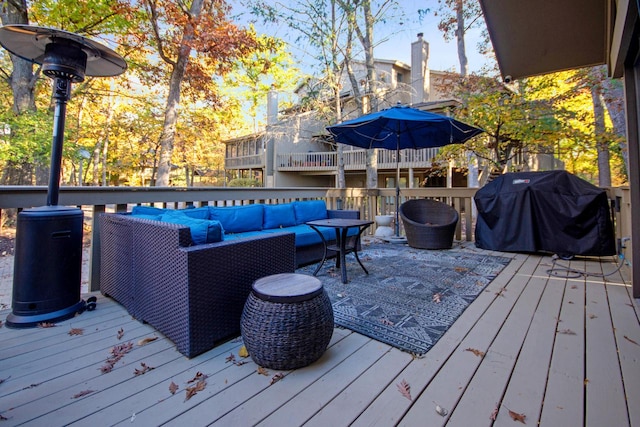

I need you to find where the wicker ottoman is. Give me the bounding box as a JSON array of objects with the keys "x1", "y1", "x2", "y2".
[{"x1": 240, "y1": 273, "x2": 334, "y2": 370}]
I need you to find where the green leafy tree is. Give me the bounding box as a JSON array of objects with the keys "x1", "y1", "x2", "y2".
[
  {"x1": 442, "y1": 73, "x2": 566, "y2": 173},
  {"x1": 0, "y1": 0, "x2": 137, "y2": 185},
  {"x1": 223, "y1": 30, "x2": 301, "y2": 133}
]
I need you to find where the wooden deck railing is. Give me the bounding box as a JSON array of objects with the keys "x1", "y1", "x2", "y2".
[{"x1": 0, "y1": 185, "x2": 631, "y2": 293}]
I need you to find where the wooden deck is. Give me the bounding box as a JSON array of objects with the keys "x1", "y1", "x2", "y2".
[{"x1": 1, "y1": 248, "x2": 638, "y2": 426}]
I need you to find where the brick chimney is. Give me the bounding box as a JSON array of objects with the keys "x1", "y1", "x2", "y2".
[{"x1": 411, "y1": 33, "x2": 430, "y2": 104}]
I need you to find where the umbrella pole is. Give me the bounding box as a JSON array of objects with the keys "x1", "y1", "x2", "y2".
[{"x1": 395, "y1": 146, "x2": 400, "y2": 237}]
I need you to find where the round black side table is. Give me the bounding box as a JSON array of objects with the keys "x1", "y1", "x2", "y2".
[{"x1": 240, "y1": 273, "x2": 334, "y2": 370}]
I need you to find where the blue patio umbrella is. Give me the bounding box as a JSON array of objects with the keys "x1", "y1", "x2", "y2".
[{"x1": 327, "y1": 104, "x2": 484, "y2": 238}]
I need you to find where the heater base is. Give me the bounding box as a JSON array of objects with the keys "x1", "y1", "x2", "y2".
[
  {"x1": 5, "y1": 300, "x2": 86, "y2": 328},
  {"x1": 6, "y1": 206, "x2": 85, "y2": 329}
]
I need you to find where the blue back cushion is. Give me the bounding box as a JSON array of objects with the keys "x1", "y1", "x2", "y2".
[
  {"x1": 132, "y1": 205, "x2": 166, "y2": 216},
  {"x1": 208, "y1": 204, "x2": 264, "y2": 233},
  {"x1": 159, "y1": 212, "x2": 224, "y2": 244},
  {"x1": 179, "y1": 206, "x2": 210, "y2": 219},
  {"x1": 263, "y1": 203, "x2": 297, "y2": 229},
  {"x1": 293, "y1": 200, "x2": 328, "y2": 224}
]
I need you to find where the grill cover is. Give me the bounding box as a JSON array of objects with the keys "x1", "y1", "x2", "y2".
[{"x1": 474, "y1": 171, "x2": 615, "y2": 257}]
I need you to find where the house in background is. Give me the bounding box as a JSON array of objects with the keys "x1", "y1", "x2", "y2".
[{"x1": 224, "y1": 33, "x2": 558, "y2": 189}]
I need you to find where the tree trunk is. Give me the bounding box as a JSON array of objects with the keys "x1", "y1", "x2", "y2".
[
  {"x1": 155, "y1": 0, "x2": 205, "y2": 186},
  {"x1": 362, "y1": 0, "x2": 377, "y2": 189},
  {"x1": 0, "y1": 0, "x2": 36, "y2": 114},
  {"x1": 591, "y1": 82, "x2": 611, "y2": 187},
  {"x1": 601, "y1": 76, "x2": 628, "y2": 176},
  {"x1": 92, "y1": 142, "x2": 102, "y2": 186},
  {"x1": 455, "y1": 0, "x2": 468, "y2": 77}
]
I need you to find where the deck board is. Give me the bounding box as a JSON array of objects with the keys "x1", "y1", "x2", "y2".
[
  {"x1": 493, "y1": 260, "x2": 566, "y2": 427},
  {"x1": 448, "y1": 255, "x2": 550, "y2": 425},
  {"x1": 350, "y1": 253, "x2": 528, "y2": 427},
  {"x1": 0, "y1": 248, "x2": 637, "y2": 427},
  {"x1": 303, "y1": 347, "x2": 412, "y2": 427},
  {"x1": 398, "y1": 254, "x2": 539, "y2": 426},
  {"x1": 539, "y1": 258, "x2": 586, "y2": 426},
  {"x1": 602, "y1": 258, "x2": 640, "y2": 426},
  {"x1": 584, "y1": 259, "x2": 629, "y2": 427}
]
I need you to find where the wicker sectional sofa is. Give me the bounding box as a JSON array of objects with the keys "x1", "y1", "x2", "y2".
[
  {"x1": 99, "y1": 200, "x2": 359, "y2": 357},
  {"x1": 100, "y1": 214, "x2": 296, "y2": 357}
]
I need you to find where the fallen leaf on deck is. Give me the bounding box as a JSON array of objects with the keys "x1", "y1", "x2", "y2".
[
  {"x1": 38, "y1": 322, "x2": 56, "y2": 328},
  {"x1": 169, "y1": 381, "x2": 179, "y2": 395},
  {"x1": 465, "y1": 348, "x2": 485, "y2": 357},
  {"x1": 396, "y1": 379, "x2": 411, "y2": 401},
  {"x1": 495, "y1": 288, "x2": 507, "y2": 297},
  {"x1": 432, "y1": 293, "x2": 442, "y2": 303},
  {"x1": 490, "y1": 403, "x2": 499, "y2": 420},
  {"x1": 68, "y1": 328, "x2": 84, "y2": 336},
  {"x1": 435, "y1": 403, "x2": 448, "y2": 416},
  {"x1": 138, "y1": 336, "x2": 158, "y2": 346},
  {"x1": 73, "y1": 390, "x2": 94, "y2": 398},
  {"x1": 117, "y1": 328, "x2": 124, "y2": 340},
  {"x1": 588, "y1": 314, "x2": 597, "y2": 319},
  {"x1": 134, "y1": 362, "x2": 154, "y2": 376},
  {"x1": 571, "y1": 285, "x2": 578, "y2": 289},
  {"x1": 257, "y1": 366, "x2": 269, "y2": 376},
  {"x1": 558, "y1": 329, "x2": 576, "y2": 335},
  {"x1": 624, "y1": 335, "x2": 640, "y2": 346},
  {"x1": 186, "y1": 372, "x2": 208, "y2": 383},
  {"x1": 0, "y1": 414, "x2": 7, "y2": 420},
  {"x1": 270, "y1": 373, "x2": 284, "y2": 385},
  {"x1": 454, "y1": 266, "x2": 469, "y2": 273},
  {"x1": 584, "y1": 378, "x2": 590, "y2": 385},
  {"x1": 184, "y1": 378, "x2": 206, "y2": 401},
  {"x1": 508, "y1": 409, "x2": 526, "y2": 423},
  {"x1": 225, "y1": 353, "x2": 236, "y2": 363},
  {"x1": 101, "y1": 342, "x2": 134, "y2": 374},
  {"x1": 238, "y1": 345, "x2": 249, "y2": 358}
]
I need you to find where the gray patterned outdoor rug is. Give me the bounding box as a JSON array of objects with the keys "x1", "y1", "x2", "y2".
[{"x1": 298, "y1": 241, "x2": 512, "y2": 355}]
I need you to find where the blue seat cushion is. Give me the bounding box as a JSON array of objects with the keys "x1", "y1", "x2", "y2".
[
  {"x1": 261, "y1": 224, "x2": 358, "y2": 247},
  {"x1": 293, "y1": 200, "x2": 328, "y2": 224},
  {"x1": 263, "y1": 203, "x2": 297, "y2": 229},
  {"x1": 159, "y1": 212, "x2": 224, "y2": 244},
  {"x1": 208, "y1": 205, "x2": 264, "y2": 233}
]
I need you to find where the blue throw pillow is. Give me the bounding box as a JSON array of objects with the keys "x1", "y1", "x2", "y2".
[
  {"x1": 208, "y1": 205, "x2": 264, "y2": 233},
  {"x1": 263, "y1": 203, "x2": 297, "y2": 229},
  {"x1": 132, "y1": 205, "x2": 166, "y2": 216},
  {"x1": 293, "y1": 200, "x2": 328, "y2": 224},
  {"x1": 159, "y1": 212, "x2": 224, "y2": 244}
]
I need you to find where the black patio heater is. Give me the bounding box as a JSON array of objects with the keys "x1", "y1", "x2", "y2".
[{"x1": 0, "y1": 25, "x2": 126, "y2": 328}]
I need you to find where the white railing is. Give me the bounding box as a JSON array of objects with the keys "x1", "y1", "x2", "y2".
[{"x1": 275, "y1": 147, "x2": 442, "y2": 172}]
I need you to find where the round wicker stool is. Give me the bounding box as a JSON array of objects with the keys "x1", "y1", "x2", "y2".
[{"x1": 240, "y1": 273, "x2": 334, "y2": 370}]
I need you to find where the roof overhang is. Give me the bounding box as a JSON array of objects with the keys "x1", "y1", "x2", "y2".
[{"x1": 479, "y1": 0, "x2": 609, "y2": 80}]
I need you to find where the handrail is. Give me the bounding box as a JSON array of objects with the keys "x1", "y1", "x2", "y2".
[{"x1": 3, "y1": 185, "x2": 630, "y2": 293}]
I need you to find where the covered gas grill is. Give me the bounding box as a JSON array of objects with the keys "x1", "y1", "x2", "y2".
[{"x1": 474, "y1": 170, "x2": 616, "y2": 257}]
